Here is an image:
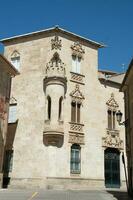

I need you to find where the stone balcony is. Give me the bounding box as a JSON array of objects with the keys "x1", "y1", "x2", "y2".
[
  {"x1": 43, "y1": 120, "x2": 64, "y2": 147},
  {"x1": 70, "y1": 72, "x2": 85, "y2": 85},
  {"x1": 102, "y1": 128, "x2": 124, "y2": 150},
  {"x1": 69, "y1": 122, "x2": 84, "y2": 145}
]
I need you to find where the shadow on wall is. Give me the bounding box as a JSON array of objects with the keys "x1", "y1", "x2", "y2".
[
  {"x1": 2, "y1": 120, "x2": 18, "y2": 188},
  {"x1": 107, "y1": 190, "x2": 132, "y2": 200}
]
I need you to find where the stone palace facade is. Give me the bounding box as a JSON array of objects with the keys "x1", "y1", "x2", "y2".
[{"x1": 0, "y1": 26, "x2": 126, "y2": 189}]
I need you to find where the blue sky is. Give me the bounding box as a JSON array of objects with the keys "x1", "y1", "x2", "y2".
[{"x1": 0, "y1": 0, "x2": 132, "y2": 72}]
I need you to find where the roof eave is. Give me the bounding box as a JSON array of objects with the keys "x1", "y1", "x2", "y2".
[{"x1": 0, "y1": 26, "x2": 105, "y2": 48}]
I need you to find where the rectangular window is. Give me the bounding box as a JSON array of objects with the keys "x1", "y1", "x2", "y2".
[
  {"x1": 8, "y1": 105, "x2": 17, "y2": 123},
  {"x1": 72, "y1": 55, "x2": 81, "y2": 74},
  {"x1": 11, "y1": 57, "x2": 20, "y2": 71},
  {"x1": 71, "y1": 146, "x2": 81, "y2": 174}
]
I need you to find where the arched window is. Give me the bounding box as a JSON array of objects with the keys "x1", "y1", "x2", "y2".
[
  {"x1": 59, "y1": 96, "x2": 63, "y2": 120},
  {"x1": 71, "y1": 101, "x2": 76, "y2": 122},
  {"x1": 47, "y1": 96, "x2": 51, "y2": 120},
  {"x1": 70, "y1": 144, "x2": 81, "y2": 174},
  {"x1": 107, "y1": 109, "x2": 116, "y2": 130},
  {"x1": 71, "y1": 101, "x2": 81, "y2": 123}
]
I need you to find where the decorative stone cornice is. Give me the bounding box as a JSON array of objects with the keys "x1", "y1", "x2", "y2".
[
  {"x1": 70, "y1": 84, "x2": 84, "y2": 103},
  {"x1": 51, "y1": 35, "x2": 62, "y2": 50},
  {"x1": 102, "y1": 129, "x2": 123, "y2": 150},
  {"x1": 71, "y1": 42, "x2": 85, "y2": 58},
  {"x1": 106, "y1": 93, "x2": 119, "y2": 111}
]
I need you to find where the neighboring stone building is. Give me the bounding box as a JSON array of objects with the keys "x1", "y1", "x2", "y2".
[
  {"x1": 0, "y1": 26, "x2": 126, "y2": 189},
  {"x1": 0, "y1": 54, "x2": 18, "y2": 187},
  {"x1": 121, "y1": 58, "x2": 133, "y2": 196}
]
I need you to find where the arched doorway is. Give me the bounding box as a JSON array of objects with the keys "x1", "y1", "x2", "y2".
[{"x1": 104, "y1": 148, "x2": 120, "y2": 188}]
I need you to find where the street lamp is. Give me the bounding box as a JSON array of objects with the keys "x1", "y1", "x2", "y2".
[{"x1": 116, "y1": 110, "x2": 124, "y2": 125}]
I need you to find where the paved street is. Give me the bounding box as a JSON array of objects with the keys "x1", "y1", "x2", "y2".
[{"x1": 0, "y1": 189, "x2": 132, "y2": 200}]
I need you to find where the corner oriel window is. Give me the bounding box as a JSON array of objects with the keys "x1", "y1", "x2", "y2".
[{"x1": 70, "y1": 144, "x2": 81, "y2": 174}]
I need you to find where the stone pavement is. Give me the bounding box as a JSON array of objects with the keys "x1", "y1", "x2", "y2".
[{"x1": 0, "y1": 189, "x2": 132, "y2": 200}]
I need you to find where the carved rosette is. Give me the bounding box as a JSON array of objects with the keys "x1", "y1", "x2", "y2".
[
  {"x1": 70, "y1": 84, "x2": 84, "y2": 104},
  {"x1": 51, "y1": 35, "x2": 62, "y2": 50},
  {"x1": 102, "y1": 129, "x2": 124, "y2": 150},
  {"x1": 71, "y1": 42, "x2": 85, "y2": 58}
]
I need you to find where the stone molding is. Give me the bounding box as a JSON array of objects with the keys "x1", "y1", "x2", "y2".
[
  {"x1": 70, "y1": 72, "x2": 85, "y2": 85},
  {"x1": 102, "y1": 129, "x2": 123, "y2": 150},
  {"x1": 70, "y1": 84, "x2": 84, "y2": 103},
  {"x1": 11, "y1": 50, "x2": 20, "y2": 58},
  {"x1": 106, "y1": 93, "x2": 119, "y2": 111},
  {"x1": 71, "y1": 42, "x2": 85, "y2": 58},
  {"x1": 10, "y1": 96, "x2": 17, "y2": 105},
  {"x1": 51, "y1": 35, "x2": 62, "y2": 50}
]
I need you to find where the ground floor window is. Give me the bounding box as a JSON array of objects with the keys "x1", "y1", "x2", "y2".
[{"x1": 70, "y1": 144, "x2": 81, "y2": 174}]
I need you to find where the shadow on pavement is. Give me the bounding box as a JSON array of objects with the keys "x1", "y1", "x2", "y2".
[{"x1": 107, "y1": 190, "x2": 132, "y2": 200}]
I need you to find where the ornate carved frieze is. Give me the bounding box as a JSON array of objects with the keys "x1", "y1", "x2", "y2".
[
  {"x1": 69, "y1": 122, "x2": 84, "y2": 132},
  {"x1": 70, "y1": 84, "x2": 84, "y2": 103},
  {"x1": 51, "y1": 35, "x2": 62, "y2": 50},
  {"x1": 69, "y1": 122, "x2": 84, "y2": 144},
  {"x1": 69, "y1": 132, "x2": 84, "y2": 145},
  {"x1": 46, "y1": 52, "x2": 65, "y2": 77},
  {"x1": 70, "y1": 72, "x2": 85, "y2": 85},
  {"x1": 71, "y1": 42, "x2": 85, "y2": 58},
  {"x1": 102, "y1": 129, "x2": 123, "y2": 150},
  {"x1": 106, "y1": 93, "x2": 119, "y2": 111}
]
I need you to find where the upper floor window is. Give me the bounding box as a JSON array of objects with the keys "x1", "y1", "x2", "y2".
[
  {"x1": 71, "y1": 101, "x2": 81, "y2": 123},
  {"x1": 108, "y1": 109, "x2": 116, "y2": 130},
  {"x1": 8, "y1": 96, "x2": 17, "y2": 123},
  {"x1": 70, "y1": 144, "x2": 81, "y2": 174},
  {"x1": 72, "y1": 55, "x2": 81, "y2": 74},
  {"x1": 106, "y1": 93, "x2": 119, "y2": 130},
  {"x1": 59, "y1": 96, "x2": 63, "y2": 121},
  {"x1": 8, "y1": 104, "x2": 17, "y2": 123},
  {"x1": 11, "y1": 50, "x2": 20, "y2": 71}
]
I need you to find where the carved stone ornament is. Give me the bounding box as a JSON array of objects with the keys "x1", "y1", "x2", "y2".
[
  {"x1": 10, "y1": 96, "x2": 17, "y2": 105},
  {"x1": 69, "y1": 132, "x2": 84, "y2": 144},
  {"x1": 71, "y1": 42, "x2": 85, "y2": 58},
  {"x1": 106, "y1": 93, "x2": 119, "y2": 111},
  {"x1": 51, "y1": 35, "x2": 62, "y2": 50},
  {"x1": 11, "y1": 50, "x2": 20, "y2": 58},
  {"x1": 102, "y1": 129, "x2": 123, "y2": 150},
  {"x1": 70, "y1": 84, "x2": 84, "y2": 103},
  {"x1": 46, "y1": 52, "x2": 65, "y2": 77}
]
